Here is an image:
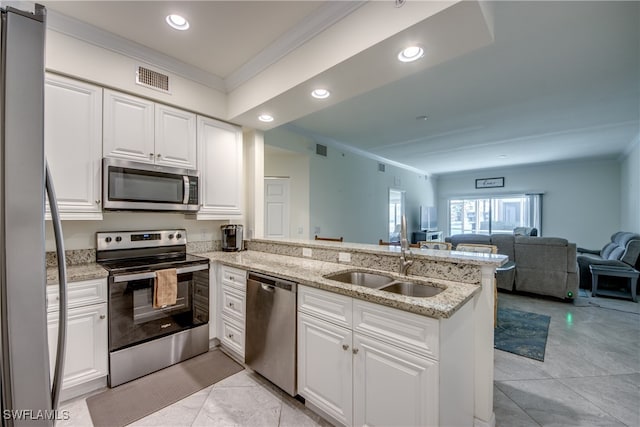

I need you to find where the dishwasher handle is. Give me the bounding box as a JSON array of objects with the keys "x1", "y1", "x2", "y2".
[{"x1": 248, "y1": 272, "x2": 297, "y2": 292}]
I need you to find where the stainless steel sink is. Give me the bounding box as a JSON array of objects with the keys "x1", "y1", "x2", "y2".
[
  {"x1": 324, "y1": 271, "x2": 444, "y2": 297},
  {"x1": 324, "y1": 271, "x2": 395, "y2": 288},
  {"x1": 379, "y1": 282, "x2": 444, "y2": 298}
]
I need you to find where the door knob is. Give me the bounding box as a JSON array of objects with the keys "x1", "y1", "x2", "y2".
[
  {"x1": 342, "y1": 344, "x2": 349, "y2": 351},
  {"x1": 352, "y1": 348, "x2": 359, "y2": 355}
]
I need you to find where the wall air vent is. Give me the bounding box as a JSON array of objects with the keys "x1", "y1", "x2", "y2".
[
  {"x1": 136, "y1": 66, "x2": 170, "y2": 93},
  {"x1": 378, "y1": 163, "x2": 386, "y2": 172},
  {"x1": 316, "y1": 144, "x2": 327, "y2": 157}
]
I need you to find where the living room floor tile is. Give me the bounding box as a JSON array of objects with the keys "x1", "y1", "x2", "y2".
[
  {"x1": 494, "y1": 350, "x2": 551, "y2": 382},
  {"x1": 495, "y1": 379, "x2": 627, "y2": 426},
  {"x1": 558, "y1": 374, "x2": 640, "y2": 427},
  {"x1": 493, "y1": 385, "x2": 541, "y2": 427}
]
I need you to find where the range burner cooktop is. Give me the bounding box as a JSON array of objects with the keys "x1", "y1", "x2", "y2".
[
  {"x1": 96, "y1": 229, "x2": 209, "y2": 274},
  {"x1": 99, "y1": 253, "x2": 209, "y2": 274}
]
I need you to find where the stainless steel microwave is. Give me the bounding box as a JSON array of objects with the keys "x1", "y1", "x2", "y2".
[{"x1": 102, "y1": 158, "x2": 199, "y2": 212}]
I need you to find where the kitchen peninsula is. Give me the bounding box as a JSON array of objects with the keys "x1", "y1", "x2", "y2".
[{"x1": 206, "y1": 238, "x2": 506, "y2": 427}]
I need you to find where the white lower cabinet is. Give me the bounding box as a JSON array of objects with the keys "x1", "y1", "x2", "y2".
[
  {"x1": 298, "y1": 285, "x2": 451, "y2": 427},
  {"x1": 47, "y1": 278, "x2": 108, "y2": 401},
  {"x1": 216, "y1": 265, "x2": 247, "y2": 362}
]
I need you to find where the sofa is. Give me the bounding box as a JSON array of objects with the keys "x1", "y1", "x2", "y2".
[
  {"x1": 576, "y1": 232, "x2": 640, "y2": 290},
  {"x1": 447, "y1": 233, "x2": 579, "y2": 300}
]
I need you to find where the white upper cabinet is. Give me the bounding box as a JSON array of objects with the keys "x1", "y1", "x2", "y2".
[
  {"x1": 154, "y1": 104, "x2": 196, "y2": 169},
  {"x1": 196, "y1": 116, "x2": 243, "y2": 219},
  {"x1": 103, "y1": 89, "x2": 154, "y2": 164},
  {"x1": 103, "y1": 89, "x2": 197, "y2": 169},
  {"x1": 45, "y1": 74, "x2": 103, "y2": 220}
]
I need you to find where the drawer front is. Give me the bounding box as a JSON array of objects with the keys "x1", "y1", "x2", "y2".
[
  {"x1": 353, "y1": 299, "x2": 439, "y2": 360},
  {"x1": 221, "y1": 285, "x2": 245, "y2": 322},
  {"x1": 47, "y1": 278, "x2": 107, "y2": 313},
  {"x1": 221, "y1": 266, "x2": 246, "y2": 290},
  {"x1": 298, "y1": 285, "x2": 352, "y2": 329},
  {"x1": 220, "y1": 316, "x2": 244, "y2": 358}
]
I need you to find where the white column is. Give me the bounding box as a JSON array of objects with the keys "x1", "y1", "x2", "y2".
[
  {"x1": 242, "y1": 129, "x2": 264, "y2": 239},
  {"x1": 473, "y1": 265, "x2": 496, "y2": 427}
]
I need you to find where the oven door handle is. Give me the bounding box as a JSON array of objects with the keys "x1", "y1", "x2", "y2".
[{"x1": 112, "y1": 263, "x2": 209, "y2": 283}]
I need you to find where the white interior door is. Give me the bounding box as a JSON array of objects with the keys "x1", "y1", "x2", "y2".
[{"x1": 264, "y1": 177, "x2": 290, "y2": 239}]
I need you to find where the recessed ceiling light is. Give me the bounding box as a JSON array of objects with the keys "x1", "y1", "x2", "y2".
[
  {"x1": 398, "y1": 46, "x2": 424, "y2": 63},
  {"x1": 166, "y1": 14, "x2": 190, "y2": 31},
  {"x1": 311, "y1": 89, "x2": 331, "y2": 99},
  {"x1": 498, "y1": 154, "x2": 508, "y2": 159},
  {"x1": 258, "y1": 114, "x2": 274, "y2": 123},
  {"x1": 416, "y1": 115, "x2": 428, "y2": 121}
]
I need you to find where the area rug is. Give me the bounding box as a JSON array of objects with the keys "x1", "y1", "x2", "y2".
[
  {"x1": 87, "y1": 350, "x2": 243, "y2": 427},
  {"x1": 494, "y1": 307, "x2": 550, "y2": 362}
]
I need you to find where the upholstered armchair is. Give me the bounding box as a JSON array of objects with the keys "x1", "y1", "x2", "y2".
[{"x1": 577, "y1": 232, "x2": 640, "y2": 289}]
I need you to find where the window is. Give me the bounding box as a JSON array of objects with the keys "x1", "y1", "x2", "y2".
[
  {"x1": 388, "y1": 189, "x2": 405, "y2": 242},
  {"x1": 449, "y1": 194, "x2": 542, "y2": 235}
]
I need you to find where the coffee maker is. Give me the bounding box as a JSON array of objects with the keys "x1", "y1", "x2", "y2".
[{"x1": 221, "y1": 224, "x2": 243, "y2": 251}]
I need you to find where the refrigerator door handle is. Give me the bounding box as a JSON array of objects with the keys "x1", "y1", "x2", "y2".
[{"x1": 45, "y1": 161, "x2": 67, "y2": 410}]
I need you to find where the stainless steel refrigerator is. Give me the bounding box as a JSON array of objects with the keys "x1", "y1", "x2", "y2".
[{"x1": 0, "y1": 4, "x2": 68, "y2": 426}]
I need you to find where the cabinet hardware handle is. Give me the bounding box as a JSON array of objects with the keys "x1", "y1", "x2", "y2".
[
  {"x1": 228, "y1": 333, "x2": 233, "y2": 338},
  {"x1": 99, "y1": 315, "x2": 106, "y2": 319},
  {"x1": 149, "y1": 153, "x2": 154, "y2": 157},
  {"x1": 228, "y1": 302, "x2": 234, "y2": 307},
  {"x1": 157, "y1": 153, "x2": 162, "y2": 158},
  {"x1": 352, "y1": 348, "x2": 359, "y2": 355},
  {"x1": 95, "y1": 199, "x2": 101, "y2": 204},
  {"x1": 342, "y1": 344, "x2": 349, "y2": 351}
]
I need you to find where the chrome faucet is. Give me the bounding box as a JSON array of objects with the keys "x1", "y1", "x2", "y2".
[{"x1": 399, "y1": 214, "x2": 413, "y2": 275}]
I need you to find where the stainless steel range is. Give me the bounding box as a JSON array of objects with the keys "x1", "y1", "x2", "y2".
[{"x1": 96, "y1": 229, "x2": 210, "y2": 387}]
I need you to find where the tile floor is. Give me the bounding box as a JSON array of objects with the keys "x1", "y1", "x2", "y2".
[{"x1": 60, "y1": 291, "x2": 639, "y2": 427}]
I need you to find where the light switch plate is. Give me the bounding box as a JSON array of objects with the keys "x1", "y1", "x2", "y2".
[
  {"x1": 338, "y1": 252, "x2": 351, "y2": 262},
  {"x1": 302, "y1": 248, "x2": 312, "y2": 257}
]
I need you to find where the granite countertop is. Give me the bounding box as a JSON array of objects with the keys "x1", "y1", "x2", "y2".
[
  {"x1": 250, "y1": 237, "x2": 507, "y2": 267},
  {"x1": 203, "y1": 250, "x2": 482, "y2": 319},
  {"x1": 46, "y1": 263, "x2": 108, "y2": 286}
]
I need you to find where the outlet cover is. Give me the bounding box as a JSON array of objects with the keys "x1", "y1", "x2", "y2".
[
  {"x1": 302, "y1": 248, "x2": 313, "y2": 257},
  {"x1": 338, "y1": 252, "x2": 351, "y2": 262}
]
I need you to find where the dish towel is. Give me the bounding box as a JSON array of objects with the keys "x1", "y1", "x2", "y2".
[{"x1": 154, "y1": 268, "x2": 178, "y2": 308}]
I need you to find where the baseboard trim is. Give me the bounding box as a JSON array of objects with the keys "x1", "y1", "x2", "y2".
[{"x1": 474, "y1": 412, "x2": 496, "y2": 427}]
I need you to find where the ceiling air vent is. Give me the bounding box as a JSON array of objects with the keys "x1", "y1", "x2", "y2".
[
  {"x1": 136, "y1": 66, "x2": 170, "y2": 93},
  {"x1": 378, "y1": 163, "x2": 386, "y2": 172},
  {"x1": 316, "y1": 144, "x2": 327, "y2": 157}
]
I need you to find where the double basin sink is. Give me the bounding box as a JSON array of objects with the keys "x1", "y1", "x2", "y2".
[{"x1": 324, "y1": 271, "x2": 443, "y2": 298}]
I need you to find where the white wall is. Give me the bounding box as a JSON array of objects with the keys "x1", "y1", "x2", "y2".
[
  {"x1": 265, "y1": 128, "x2": 436, "y2": 244},
  {"x1": 620, "y1": 138, "x2": 640, "y2": 233},
  {"x1": 264, "y1": 145, "x2": 310, "y2": 239},
  {"x1": 437, "y1": 158, "x2": 621, "y2": 249}
]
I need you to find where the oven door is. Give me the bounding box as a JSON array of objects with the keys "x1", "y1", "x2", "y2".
[{"x1": 108, "y1": 263, "x2": 209, "y2": 352}]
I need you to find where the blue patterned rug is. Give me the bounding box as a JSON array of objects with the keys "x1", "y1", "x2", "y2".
[{"x1": 494, "y1": 307, "x2": 550, "y2": 361}]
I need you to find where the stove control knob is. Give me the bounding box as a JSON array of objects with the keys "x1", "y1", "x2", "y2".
[
  {"x1": 115, "y1": 236, "x2": 122, "y2": 242},
  {"x1": 176, "y1": 233, "x2": 182, "y2": 239},
  {"x1": 105, "y1": 237, "x2": 112, "y2": 243},
  {"x1": 169, "y1": 234, "x2": 174, "y2": 240}
]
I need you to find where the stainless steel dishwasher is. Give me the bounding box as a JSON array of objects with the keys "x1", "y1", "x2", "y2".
[{"x1": 246, "y1": 272, "x2": 298, "y2": 396}]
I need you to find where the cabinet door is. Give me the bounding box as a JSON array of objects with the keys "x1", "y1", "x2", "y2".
[
  {"x1": 298, "y1": 312, "x2": 353, "y2": 426},
  {"x1": 103, "y1": 89, "x2": 155, "y2": 163},
  {"x1": 197, "y1": 116, "x2": 243, "y2": 219},
  {"x1": 353, "y1": 333, "x2": 438, "y2": 427},
  {"x1": 47, "y1": 303, "x2": 108, "y2": 390},
  {"x1": 45, "y1": 75, "x2": 103, "y2": 220},
  {"x1": 155, "y1": 104, "x2": 196, "y2": 169}
]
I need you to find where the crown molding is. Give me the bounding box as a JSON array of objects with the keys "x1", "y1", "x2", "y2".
[
  {"x1": 46, "y1": 9, "x2": 227, "y2": 92},
  {"x1": 225, "y1": 1, "x2": 366, "y2": 92},
  {"x1": 283, "y1": 124, "x2": 429, "y2": 176},
  {"x1": 45, "y1": 2, "x2": 365, "y2": 95}
]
